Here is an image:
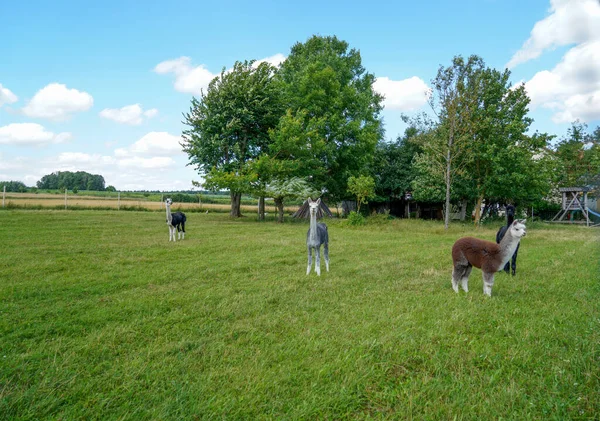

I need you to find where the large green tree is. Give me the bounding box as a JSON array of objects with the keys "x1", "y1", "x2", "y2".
[
  {"x1": 182, "y1": 60, "x2": 284, "y2": 217},
  {"x1": 412, "y1": 55, "x2": 546, "y2": 226},
  {"x1": 421, "y1": 55, "x2": 484, "y2": 228},
  {"x1": 267, "y1": 35, "x2": 384, "y2": 202}
]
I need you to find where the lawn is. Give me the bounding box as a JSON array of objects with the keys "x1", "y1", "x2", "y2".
[{"x1": 0, "y1": 210, "x2": 598, "y2": 420}]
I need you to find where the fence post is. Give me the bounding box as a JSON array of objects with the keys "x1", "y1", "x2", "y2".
[
  {"x1": 65, "y1": 189, "x2": 67, "y2": 210},
  {"x1": 161, "y1": 194, "x2": 163, "y2": 209},
  {"x1": 118, "y1": 192, "x2": 120, "y2": 210},
  {"x1": 2, "y1": 185, "x2": 5, "y2": 208}
]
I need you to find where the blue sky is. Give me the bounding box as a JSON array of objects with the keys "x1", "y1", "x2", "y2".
[{"x1": 1, "y1": 0, "x2": 599, "y2": 190}]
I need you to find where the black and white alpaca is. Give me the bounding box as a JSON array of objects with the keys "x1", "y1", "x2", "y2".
[
  {"x1": 306, "y1": 198, "x2": 329, "y2": 276},
  {"x1": 165, "y1": 198, "x2": 186, "y2": 241},
  {"x1": 452, "y1": 219, "x2": 527, "y2": 296},
  {"x1": 496, "y1": 204, "x2": 520, "y2": 275}
]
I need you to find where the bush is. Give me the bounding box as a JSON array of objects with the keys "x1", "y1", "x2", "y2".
[{"x1": 346, "y1": 211, "x2": 366, "y2": 226}]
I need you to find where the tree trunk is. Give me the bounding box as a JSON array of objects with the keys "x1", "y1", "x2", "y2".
[
  {"x1": 230, "y1": 192, "x2": 242, "y2": 217},
  {"x1": 274, "y1": 198, "x2": 284, "y2": 223},
  {"x1": 444, "y1": 137, "x2": 452, "y2": 230},
  {"x1": 258, "y1": 196, "x2": 265, "y2": 220},
  {"x1": 474, "y1": 195, "x2": 483, "y2": 226},
  {"x1": 460, "y1": 199, "x2": 467, "y2": 221}
]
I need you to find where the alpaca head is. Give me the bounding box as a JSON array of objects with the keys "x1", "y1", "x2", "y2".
[
  {"x1": 506, "y1": 204, "x2": 515, "y2": 219},
  {"x1": 166, "y1": 198, "x2": 173, "y2": 206},
  {"x1": 509, "y1": 219, "x2": 527, "y2": 238},
  {"x1": 308, "y1": 197, "x2": 321, "y2": 218}
]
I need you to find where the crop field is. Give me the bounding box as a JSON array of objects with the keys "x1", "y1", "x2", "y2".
[
  {"x1": 0, "y1": 210, "x2": 598, "y2": 420},
  {"x1": 1, "y1": 192, "x2": 299, "y2": 214}
]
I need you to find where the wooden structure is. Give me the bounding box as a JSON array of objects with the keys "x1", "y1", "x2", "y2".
[{"x1": 551, "y1": 187, "x2": 594, "y2": 227}]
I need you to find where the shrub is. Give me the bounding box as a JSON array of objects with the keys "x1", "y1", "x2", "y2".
[{"x1": 346, "y1": 211, "x2": 366, "y2": 226}]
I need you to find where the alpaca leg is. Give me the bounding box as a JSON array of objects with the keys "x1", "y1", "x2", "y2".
[
  {"x1": 181, "y1": 222, "x2": 185, "y2": 240},
  {"x1": 324, "y1": 242, "x2": 329, "y2": 272},
  {"x1": 451, "y1": 266, "x2": 460, "y2": 293},
  {"x1": 171, "y1": 226, "x2": 176, "y2": 242},
  {"x1": 461, "y1": 265, "x2": 472, "y2": 292},
  {"x1": 483, "y1": 272, "x2": 495, "y2": 296},
  {"x1": 511, "y1": 245, "x2": 519, "y2": 276},
  {"x1": 306, "y1": 246, "x2": 313, "y2": 275},
  {"x1": 315, "y1": 245, "x2": 321, "y2": 276},
  {"x1": 503, "y1": 261, "x2": 510, "y2": 274}
]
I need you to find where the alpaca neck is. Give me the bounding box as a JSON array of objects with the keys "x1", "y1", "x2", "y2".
[
  {"x1": 309, "y1": 213, "x2": 318, "y2": 244},
  {"x1": 498, "y1": 228, "x2": 520, "y2": 267},
  {"x1": 166, "y1": 204, "x2": 172, "y2": 224},
  {"x1": 507, "y1": 213, "x2": 514, "y2": 226}
]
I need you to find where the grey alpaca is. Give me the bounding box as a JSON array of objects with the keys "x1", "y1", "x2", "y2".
[
  {"x1": 306, "y1": 198, "x2": 329, "y2": 276},
  {"x1": 496, "y1": 204, "x2": 520, "y2": 275}
]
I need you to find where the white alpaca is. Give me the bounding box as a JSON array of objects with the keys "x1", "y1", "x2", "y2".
[{"x1": 165, "y1": 198, "x2": 186, "y2": 241}]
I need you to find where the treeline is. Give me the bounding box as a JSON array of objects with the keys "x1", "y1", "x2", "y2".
[
  {"x1": 0, "y1": 181, "x2": 28, "y2": 192},
  {"x1": 36, "y1": 171, "x2": 107, "y2": 191},
  {"x1": 181, "y1": 35, "x2": 600, "y2": 224}
]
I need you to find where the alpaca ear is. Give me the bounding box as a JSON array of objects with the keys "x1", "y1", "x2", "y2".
[
  {"x1": 520, "y1": 219, "x2": 527, "y2": 224},
  {"x1": 316, "y1": 198, "x2": 321, "y2": 205}
]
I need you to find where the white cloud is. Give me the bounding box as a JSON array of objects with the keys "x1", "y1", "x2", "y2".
[
  {"x1": 253, "y1": 53, "x2": 286, "y2": 68},
  {"x1": 155, "y1": 53, "x2": 287, "y2": 95},
  {"x1": 510, "y1": 0, "x2": 600, "y2": 123},
  {"x1": 99, "y1": 104, "x2": 159, "y2": 125},
  {"x1": 524, "y1": 40, "x2": 600, "y2": 122},
  {"x1": 22, "y1": 83, "x2": 93, "y2": 121},
  {"x1": 114, "y1": 132, "x2": 183, "y2": 157},
  {"x1": 507, "y1": 0, "x2": 600, "y2": 69},
  {"x1": 0, "y1": 83, "x2": 18, "y2": 106},
  {"x1": 373, "y1": 76, "x2": 430, "y2": 111},
  {"x1": 154, "y1": 56, "x2": 217, "y2": 95},
  {"x1": 0, "y1": 123, "x2": 71, "y2": 146},
  {"x1": 143, "y1": 108, "x2": 159, "y2": 118}
]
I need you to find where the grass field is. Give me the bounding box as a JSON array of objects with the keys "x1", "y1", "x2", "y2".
[{"x1": 0, "y1": 210, "x2": 598, "y2": 420}]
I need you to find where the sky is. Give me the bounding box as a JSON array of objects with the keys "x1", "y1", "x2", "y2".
[{"x1": 1, "y1": 0, "x2": 599, "y2": 191}]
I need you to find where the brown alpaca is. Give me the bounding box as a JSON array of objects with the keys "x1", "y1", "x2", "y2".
[{"x1": 451, "y1": 219, "x2": 527, "y2": 296}]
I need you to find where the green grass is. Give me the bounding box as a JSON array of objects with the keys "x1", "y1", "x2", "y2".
[{"x1": 0, "y1": 210, "x2": 598, "y2": 420}]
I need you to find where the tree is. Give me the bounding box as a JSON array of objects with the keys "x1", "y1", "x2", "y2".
[
  {"x1": 414, "y1": 55, "x2": 540, "y2": 227},
  {"x1": 271, "y1": 35, "x2": 384, "y2": 202},
  {"x1": 555, "y1": 121, "x2": 600, "y2": 189},
  {"x1": 36, "y1": 171, "x2": 105, "y2": 191},
  {"x1": 265, "y1": 177, "x2": 318, "y2": 222},
  {"x1": 182, "y1": 60, "x2": 284, "y2": 217},
  {"x1": 0, "y1": 180, "x2": 28, "y2": 192},
  {"x1": 371, "y1": 125, "x2": 423, "y2": 203},
  {"x1": 424, "y1": 55, "x2": 484, "y2": 229},
  {"x1": 347, "y1": 175, "x2": 375, "y2": 213},
  {"x1": 462, "y1": 66, "x2": 535, "y2": 224}
]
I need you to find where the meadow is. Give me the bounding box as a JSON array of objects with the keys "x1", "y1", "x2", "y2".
[{"x1": 0, "y1": 210, "x2": 598, "y2": 420}]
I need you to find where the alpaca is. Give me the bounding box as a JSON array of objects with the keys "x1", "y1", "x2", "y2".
[
  {"x1": 165, "y1": 198, "x2": 186, "y2": 241},
  {"x1": 451, "y1": 219, "x2": 526, "y2": 296},
  {"x1": 306, "y1": 198, "x2": 329, "y2": 276},
  {"x1": 496, "y1": 204, "x2": 520, "y2": 276}
]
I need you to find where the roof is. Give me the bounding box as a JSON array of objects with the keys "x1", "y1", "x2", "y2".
[{"x1": 559, "y1": 187, "x2": 590, "y2": 192}]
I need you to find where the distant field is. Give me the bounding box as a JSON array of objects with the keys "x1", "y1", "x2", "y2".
[
  {"x1": 2, "y1": 192, "x2": 299, "y2": 213},
  {"x1": 0, "y1": 210, "x2": 598, "y2": 419}
]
